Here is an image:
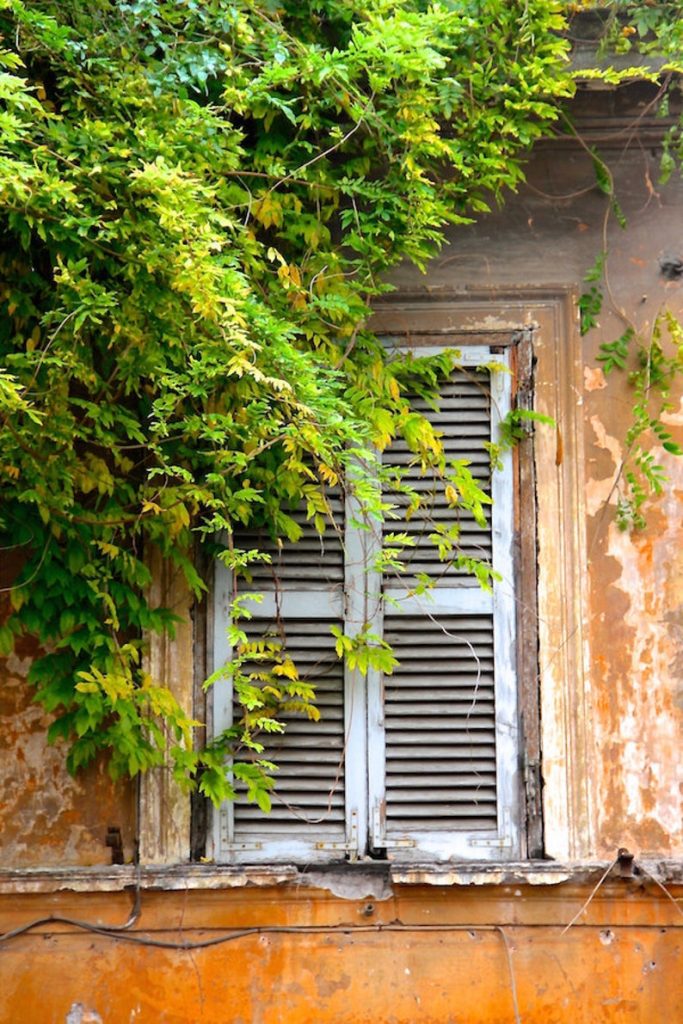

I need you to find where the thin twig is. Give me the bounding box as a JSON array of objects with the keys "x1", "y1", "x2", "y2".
[
  {"x1": 559, "y1": 856, "x2": 619, "y2": 935},
  {"x1": 268, "y1": 94, "x2": 375, "y2": 195},
  {"x1": 637, "y1": 862, "x2": 683, "y2": 919}
]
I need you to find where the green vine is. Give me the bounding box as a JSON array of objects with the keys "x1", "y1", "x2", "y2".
[
  {"x1": 0, "y1": 0, "x2": 681, "y2": 809},
  {"x1": 598, "y1": 312, "x2": 683, "y2": 529},
  {"x1": 573, "y1": 2, "x2": 683, "y2": 531}
]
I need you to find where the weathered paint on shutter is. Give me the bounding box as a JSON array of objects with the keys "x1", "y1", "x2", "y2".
[
  {"x1": 382, "y1": 613, "x2": 498, "y2": 831},
  {"x1": 212, "y1": 498, "x2": 360, "y2": 863},
  {"x1": 212, "y1": 343, "x2": 520, "y2": 863},
  {"x1": 368, "y1": 346, "x2": 520, "y2": 861},
  {"x1": 231, "y1": 618, "x2": 347, "y2": 841}
]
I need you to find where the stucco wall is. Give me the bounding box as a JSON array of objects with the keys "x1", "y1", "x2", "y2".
[
  {"x1": 0, "y1": 878, "x2": 680, "y2": 1023},
  {"x1": 0, "y1": 556, "x2": 136, "y2": 868}
]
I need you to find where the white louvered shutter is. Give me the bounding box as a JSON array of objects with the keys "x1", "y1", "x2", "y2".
[
  {"x1": 367, "y1": 346, "x2": 520, "y2": 861},
  {"x1": 212, "y1": 494, "x2": 364, "y2": 863},
  {"x1": 212, "y1": 343, "x2": 520, "y2": 864}
]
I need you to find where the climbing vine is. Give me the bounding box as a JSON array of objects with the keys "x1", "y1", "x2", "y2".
[
  {"x1": 571, "y1": 2, "x2": 683, "y2": 527},
  {"x1": 0, "y1": 1, "x2": 681, "y2": 807}
]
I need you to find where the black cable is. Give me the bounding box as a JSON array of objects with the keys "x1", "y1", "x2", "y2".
[
  {"x1": 0, "y1": 918, "x2": 522, "y2": 951},
  {"x1": 0, "y1": 914, "x2": 679, "y2": 953}
]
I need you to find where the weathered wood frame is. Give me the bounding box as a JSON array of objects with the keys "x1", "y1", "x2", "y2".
[
  {"x1": 138, "y1": 546, "x2": 195, "y2": 864},
  {"x1": 138, "y1": 289, "x2": 593, "y2": 865}
]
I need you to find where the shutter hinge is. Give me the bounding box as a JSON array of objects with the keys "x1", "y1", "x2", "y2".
[
  {"x1": 370, "y1": 802, "x2": 416, "y2": 850},
  {"x1": 370, "y1": 800, "x2": 384, "y2": 848},
  {"x1": 524, "y1": 755, "x2": 543, "y2": 823},
  {"x1": 469, "y1": 837, "x2": 513, "y2": 849},
  {"x1": 346, "y1": 809, "x2": 359, "y2": 861},
  {"x1": 469, "y1": 807, "x2": 514, "y2": 849}
]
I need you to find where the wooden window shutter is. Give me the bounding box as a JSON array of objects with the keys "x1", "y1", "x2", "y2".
[
  {"x1": 212, "y1": 342, "x2": 522, "y2": 864},
  {"x1": 367, "y1": 346, "x2": 521, "y2": 861},
  {"x1": 213, "y1": 494, "x2": 363, "y2": 863}
]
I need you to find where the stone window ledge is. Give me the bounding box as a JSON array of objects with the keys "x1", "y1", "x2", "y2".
[{"x1": 1, "y1": 859, "x2": 681, "y2": 896}]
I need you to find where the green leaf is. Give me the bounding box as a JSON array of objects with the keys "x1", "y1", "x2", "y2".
[{"x1": 0, "y1": 624, "x2": 14, "y2": 656}]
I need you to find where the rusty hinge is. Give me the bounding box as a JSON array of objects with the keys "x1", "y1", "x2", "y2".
[{"x1": 524, "y1": 756, "x2": 543, "y2": 842}]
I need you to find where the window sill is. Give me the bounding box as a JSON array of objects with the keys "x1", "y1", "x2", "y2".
[{"x1": 1, "y1": 859, "x2": 681, "y2": 896}]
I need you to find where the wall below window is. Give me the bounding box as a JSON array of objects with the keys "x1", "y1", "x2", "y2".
[{"x1": 0, "y1": 880, "x2": 680, "y2": 1023}]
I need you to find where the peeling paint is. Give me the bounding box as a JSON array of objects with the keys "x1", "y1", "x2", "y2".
[
  {"x1": 7, "y1": 860, "x2": 681, "y2": 897},
  {"x1": 585, "y1": 415, "x2": 622, "y2": 516},
  {"x1": 584, "y1": 365, "x2": 607, "y2": 392},
  {"x1": 591, "y1": 460, "x2": 683, "y2": 855},
  {"x1": 302, "y1": 869, "x2": 392, "y2": 901},
  {"x1": 65, "y1": 1004, "x2": 103, "y2": 1024},
  {"x1": 660, "y1": 396, "x2": 683, "y2": 426},
  {"x1": 0, "y1": 641, "x2": 135, "y2": 869}
]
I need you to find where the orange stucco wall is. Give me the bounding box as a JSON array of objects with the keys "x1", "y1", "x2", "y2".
[
  {"x1": 0, "y1": 553, "x2": 136, "y2": 868},
  {"x1": 0, "y1": 882, "x2": 681, "y2": 1023}
]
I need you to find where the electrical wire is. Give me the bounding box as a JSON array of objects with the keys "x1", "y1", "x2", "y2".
[
  {"x1": 559, "y1": 855, "x2": 619, "y2": 936},
  {"x1": 0, "y1": 911, "x2": 523, "y2": 1021},
  {"x1": 1, "y1": 917, "x2": 496, "y2": 949}
]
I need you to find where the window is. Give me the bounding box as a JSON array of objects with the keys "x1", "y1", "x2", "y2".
[{"x1": 211, "y1": 336, "x2": 526, "y2": 864}]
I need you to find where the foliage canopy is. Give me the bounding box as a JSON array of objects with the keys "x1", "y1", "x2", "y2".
[{"x1": 0, "y1": 0, "x2": 680, "y2": 805}]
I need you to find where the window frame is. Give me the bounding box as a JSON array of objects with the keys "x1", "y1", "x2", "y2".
[
  {"x1": 210, "y1": 341, "x2": 523, "y2": 865},
  {"x1": 137, "y1": 291, "x2": 592, "y2": 868}
]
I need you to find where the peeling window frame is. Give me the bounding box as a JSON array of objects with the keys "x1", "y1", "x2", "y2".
[{"x1": 138, "y1": 290, "x2": 593, "y2": 869}]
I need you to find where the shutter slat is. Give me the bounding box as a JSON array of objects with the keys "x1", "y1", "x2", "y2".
[
  {"x1": 386, "y1": 808, "x2": 496, "y2": 823},
  {"x1": 384, "y1": 659, "x2": 494, "y2": 673},
  {"x1": 387, "y1": 792, "x2": 496, "y2": 808},
  {"x1": 234, "y1": 822, "x2": 342, "y2": 837},
  {"x1": 387, "y1": 773, "x2": 496, "y2": 788},
  {"x1": 386, "y1": 703, "x2": 494, "y2": 717},
  {"x1": 236, "y1": 495, "x2": 344, "y2": 589},
  {"x1": 386, "y1": 757, "x2": 496, "y2": 772},
  {"x1": 388, "y1": 688, "x2": 493, "y2": 701},
  {"x1": 386, "y1": 733, "x2": 496, "y2": 746}
]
